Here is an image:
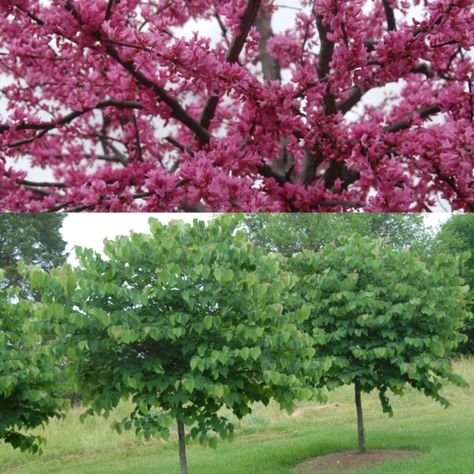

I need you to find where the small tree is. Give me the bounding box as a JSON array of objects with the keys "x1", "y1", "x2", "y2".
[
  {"x1": 291, "y1": 236, "x2": 470, "y2": 453},
  {"x1": 34, "y1": 216, "x2": 325, "y2": 474},
  {"x1": 0, "y1": 274, "x2": 66, "y2": 454}
]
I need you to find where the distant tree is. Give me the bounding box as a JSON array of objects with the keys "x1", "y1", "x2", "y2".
[
  {"x1": 33, "y1": 216, "x2": 325, "y2": 474},
  {"x1": 435, "y1": 214, "x2": 474, "y2": 353},
  {"x1": 0, "y1": 275, "x2": 66, "y2": 454},
  {"x1": 243, "y1": 213, "x2": 432, "y2": 257},
  {"x1": 0, "y1": 214, "x2": 67, "y2": 297},
  {"x1": 290, "y1": 236, "x2": 469, "y2": 453}
]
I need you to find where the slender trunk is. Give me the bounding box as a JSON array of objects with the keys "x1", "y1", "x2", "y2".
[
  {"x1": 354, "y1": 381, "x2": 366, "y2": 453},
  {"x1": 177, "y1": 407, "x2": 188, "y2": 474}
]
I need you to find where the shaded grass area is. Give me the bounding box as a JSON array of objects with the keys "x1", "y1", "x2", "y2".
[{"x1": 1, "y1": 358, "x2": 473, "y2": 474}]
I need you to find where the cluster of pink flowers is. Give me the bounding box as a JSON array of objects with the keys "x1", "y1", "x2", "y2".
[{"x1": 0, "y1": 0, "x2": 472, "y2": 211}]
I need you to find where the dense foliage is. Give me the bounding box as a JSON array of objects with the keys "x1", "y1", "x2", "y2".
[
  {"x1": 32, "y1": 216, "x2": 326, "y2": 473},
  {"x1": 1, "y1": 1, "x2": 473, "y2": 211},
  {"x1": 0, "y1": 277, "x2": 66, "y2": 454},
  {"x1": 290, "y1": 236, "x2": 470, "y2": 451}
]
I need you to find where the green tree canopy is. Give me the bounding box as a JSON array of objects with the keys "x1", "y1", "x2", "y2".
[
  {"x1": 243, "y1": 214, "x2": 432, "y2": 257},
  {"x1": 0, "y1": 215, "x2": 67, "y2": 296},
  {"x1": 0, "y1": 275, "x2": 66, "y2": 454},
  {"x1": 33, "y1": 216, "x2": 326, "y2": 474},
  {"x1": 290, "y1": 236, "x2": 470, "y2": 453}
]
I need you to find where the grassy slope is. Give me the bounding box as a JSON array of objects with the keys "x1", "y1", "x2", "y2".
[{"x1": 1, "y1": 358, "x2": 473, "y2": 474}]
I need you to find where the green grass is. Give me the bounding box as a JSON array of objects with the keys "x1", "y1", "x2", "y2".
[{"x1": 1, "y1": 358, "x2": 474, "y2": 474}]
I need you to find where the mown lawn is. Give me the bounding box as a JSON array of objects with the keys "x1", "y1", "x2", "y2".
[{"x1": 1, "y1": 358, "x2": 473, "y2": 474}]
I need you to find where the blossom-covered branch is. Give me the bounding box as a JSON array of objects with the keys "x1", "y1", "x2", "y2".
[{"x1": 200, "y1": 0, "x2": 262, "y2": 129}]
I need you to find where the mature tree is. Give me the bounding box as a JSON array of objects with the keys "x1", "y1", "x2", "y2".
[
  {"x1": 0, "y1": 1, "x2": 473, "y2": 212},
  {"x1": 243, "y1": 213, "x2": 432, "y2": 256},
  {"x1": 32, "y1": 217, "x2": 325, "y2": 474},
  {"x1": 0, "y1": 275, "x2": 66, "y2": 453},
  {"x1": 290, "y1": 236, "x2": 469, "y2": 453},
  {"x1": 435, "y1": 214, "x2": 474, "y2": 352},
  {"x1": 0, "y1": 214, "x2": 67, "y2": 296}
]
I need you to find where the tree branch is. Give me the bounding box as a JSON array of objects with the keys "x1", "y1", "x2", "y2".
[
  {"x1": 337, "y1": 63, "x2": 433, "y2": 116},
  {"x1": 330, "y1": 105, "x2": 443, "y2": 190},
  {"x1": 105, "y1": 0, "x2": 118, "y2": 21},
  {"x1": 132, "y1": 113, "x2": 143, "y2": 161},
  {"x1": 226, "y1": 0, "x2": 262, "y2": 64},
  {"x1": 19, "y1": 179, "x2": 65, "y2": 188},
  {"x1": 200, "y1": 0, "x2": 262, "y2": 130},
  {"x1": 255, "y1": 7, "x2": 281, "y2": 81},
  {"x1": 0, "y1": 100, "x2": 143, "y2": 134},
  {"x1": 337, "y1": 87, "x2": 364, "y2": 114},
  {"x1": 253, "y1": 7, "x2": 296, "y2": 185},
  {"x1": 258, "y1": 162, "x2": 288, "y2": 185},
  {"x1": 1, "y1": 100, "x2": 143, "y2": 149},
  {"x1": 316, "y1": 15, "x2": 336, "y2": 116},
  {"x1": 301, "y1": 145, "x2": 325, "y2": 186},
  {"x1": 382, "y1": 0, "x2": 397, "y2": 31},
  {"x1": 62, "y1": 1, "x2": 212, "y2": 144},
  {"x1": 384, "y1": 105, "x2": 442, "y2": 133},
  {"x1": 299, "y1": 13, "x2": 338, "y2": 185},
  {"x1": 105, "y1": 45, "x2": 212, "y2": 144},
  {"x1": 314, "y1": 13, "x2": 340, "y2": 186}
]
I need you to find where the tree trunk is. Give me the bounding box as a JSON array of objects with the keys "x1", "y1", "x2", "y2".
[
  {"x1": 177, "y1": 407, "x2": 188, "y2": 474},
  {"x1": 354, "y1": 381, "x2": 366, "y2": 453}
]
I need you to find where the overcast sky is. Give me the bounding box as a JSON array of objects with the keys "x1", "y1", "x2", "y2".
[
  {"x1": 61, "y1": 213, "x2": 451, "y2": 264},
  {"x1": 61, "y1": 213, "x2": 214, "y2": 263}
]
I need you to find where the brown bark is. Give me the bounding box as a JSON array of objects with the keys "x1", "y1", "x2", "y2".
[
  {"x1": 177, "y1": 408, "x2": 188, "y2": 474},
  {"x1": 355, "y1": 381, "x2": 366, "y2": 454}
]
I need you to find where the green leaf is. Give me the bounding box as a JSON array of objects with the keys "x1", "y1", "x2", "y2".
[
  {"x1": 270, "y1": 372, "x2": 281, "y2": 384},
  {"x1": 213, "y1": 384, "x2": 224, "y2": 398},
  {"x1": 190, "y1": 357, "x2": 199, "y2": 371},
  {"x1": 213, "y1": 268, "x2": 223, "y2": 282},
  {"x1": 203, "y1": 315, "x2": 213, "y2": 330},
  {"x1": 295, "y1": 305, "x2": 311, "y2": 322},
  {"x1": 183, "y1": 378, "x2": 195, "y2": 393},
  {"x1": 250, "y1": 347, "x2": 261, "y2": 361},
  {"x1": 210, "y1": 351, "x2": 219, "y2": 365},
  {"x1": 374, "y1": 348, "x2": 388, "y2": 358},
  {"x1": 221, "y1": 269, "x2": 234, "y2": 283},
  {"x1": 240, "y1": 347, "x2": 250, "y2": 361},
  {"x1": 78, "y1": 340, "x2": 89, "y2": 351},
  {"x1": 298, "y1": 388, "x2": 314, "y2": 401}
]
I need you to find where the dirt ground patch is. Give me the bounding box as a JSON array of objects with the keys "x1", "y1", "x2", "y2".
[{"x1": 294, "y1": 449, "x2": 421, "y2": 473}]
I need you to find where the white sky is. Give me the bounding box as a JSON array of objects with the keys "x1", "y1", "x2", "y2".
[
  {"x1": 61, "y1": 213, "x2": 451, "y2": 264},
  {"x1": 61, "y1": 213, "x2": 214, "y2": 263}
]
